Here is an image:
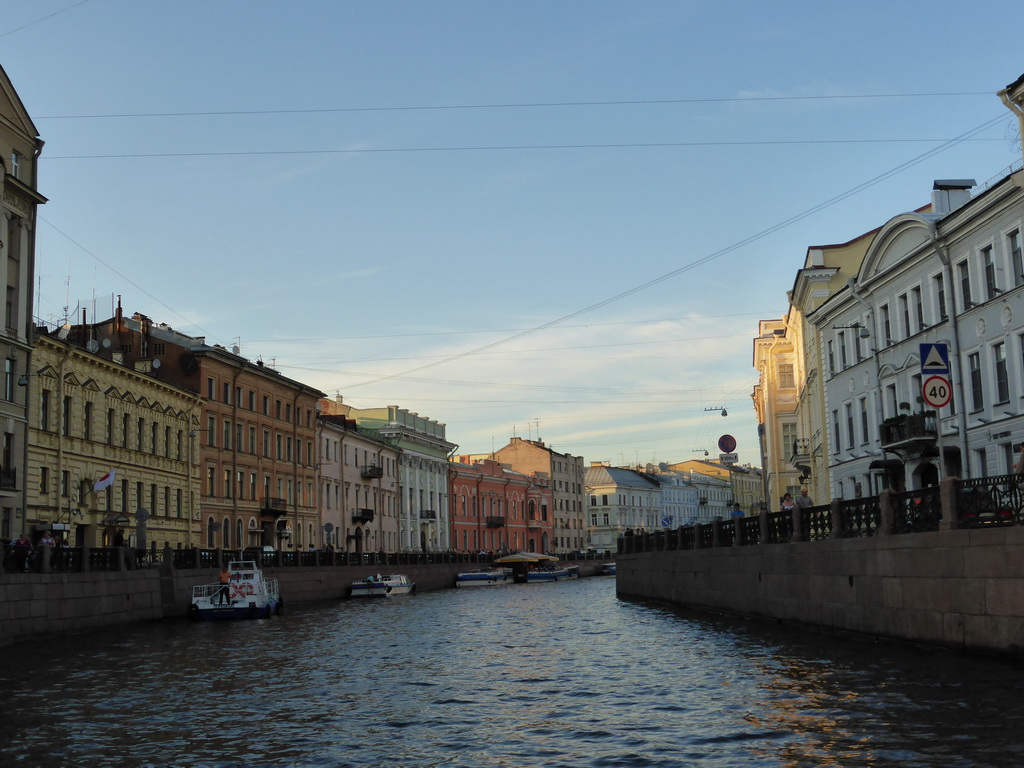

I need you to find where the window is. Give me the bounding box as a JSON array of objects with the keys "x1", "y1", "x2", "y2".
[
  {"x1": 107, "y1": 408, "x2": 115, "y2": 445},
  {"x1": 262, "y1": 395, "x2": 269, "y2": 415},
  {"x1": 223, "y1": 382, "x2": 230, "y2": 404},
  {"x1": 933, "y1": 274, "x2": 947, "y2": 321},
  {"x1": 137, "y1": 417, "x2": 145, "y2": 452},
  {"x1": 969, "y1": 352, "x2": 983, "y2": 411},
  {"x1": 207, "y1": 415, "x2": 216, "y2": 446},
  {"x1": 62, "y1": 396, "x2": 72, "y2": 436},
  {"x1": 859, "y1": 397, "x2": 869, "y2": 445},
  {"x1": 994, "y1": 342, "x2": 1009, "y2": 403},
  {"x1": 39, "y1": 466, "x2": 48, "y2": 493},
  {"x1": 827, "y1": 340, "x2": 835, "y2": 376},
  {"x1": 881, "y1": 304, "x2": 891, "y2": 344},
  {"x1": 1010, "y1": 230, "x2": 1023, "y2": 287},
  {"x1": 831, "y1": 410, "x2": 840, "y2": 454},
  {"x1": 912, "y1": 287, "x2": 924, "y2": 331},
  {"x1": 207, "y1": 466, "x2": 216, "y2": 497},
  {"x1": 898, "y1": 294, "x2": 909, "y2": 338},
  {"x1": 40, "y1": 389, "x2": 50, "y2": 430},
  {"x1": 958, "y1": 260, "x2": 972, "y2": 310},
  {"x1": 845, "y1": 404, "x2": 854, "y2": 449},
  {"x1": 83, "y1": 401, "x2": 92, "y2": 440},
  {"x1": 839, "y1": 332, "x2": 848, "y2": 368},
  {"x1": 4, "y1": 358, "x2": 13, "y2": 402},
  {"x1": 982, "y1": 245, "x2": 997, "y2": 300},
  {"x1": 207, "y1": 377, "x2": 215, "y2": 400},
  {"x1": 223, "y1": 420, "x2": 231, "y2": 450},
  {"x1": 10, "y1": 151, "x2": 22, "y2": 179}
]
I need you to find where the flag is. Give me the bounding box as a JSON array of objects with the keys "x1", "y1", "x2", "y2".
[{"x1": 94, "y1": 470, "x2": 116, "y2": 492}]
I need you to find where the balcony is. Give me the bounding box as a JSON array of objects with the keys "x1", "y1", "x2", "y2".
[
  {"x1": 360, "y1": 465, "x2": 383, "y2": 479},
  {"x1": 419, "y1": 510, "x2": 437, "y2": 521},
  {"x1": 0, "y1": 466, "x2": 16, "y2": 492},
  {"x1": 879, "y1": 411, "x2": 937, "y2": 453},
  {"x1": 352, "y1": 508, "x2": 375, "y2": 524},
  {"x1": 790, "y1": 438, "x2": 812, "y2": 477},
  {"x1": 486, "y1": 516, "x2": 506, "y2": 528},
  {"x1": 260, "y1": 497, "x2": 288, "y2": 516}
]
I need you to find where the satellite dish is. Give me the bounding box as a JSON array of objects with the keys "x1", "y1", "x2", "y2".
[
  {"x1": 151, "y1": 359, "x2": 161, "y2": 369},
  {"x1": 231, "y1": 345, "x2": 240, "y2": 355},
  {"x1": 86, "y1": 340, "x2": 100, "y2": 353},
  {"x1": 101, "y1": 338, "x2": 111, "y2": 349},
  {"x1": 58, "y1": 323, "x2": 71, "y2": 340}
]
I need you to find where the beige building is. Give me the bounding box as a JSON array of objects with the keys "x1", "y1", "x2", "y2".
[
  {"x1": 492, "y1": 437, "x2": 586, "y2": 553},
  {"x1": 318, "y1": 414, "x2": 401, "y2": 553},
  {"x1": 324, "y1": 399, "x2": 455, "y2": 553},
  {"x1": 25, "y1": 331, "x2": 200, "y2": 548},
  {"x1": 0, "y1": 65, "x2": 46, "y2": 541}
]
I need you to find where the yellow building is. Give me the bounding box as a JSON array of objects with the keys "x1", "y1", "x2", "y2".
[
  {"x1": 754, "y1": 228, "x2": 880, "y2": 509},
  {"x1": 0, "y1": 64, "x2": 46, "y2": 541},
  {"x1": 25, "y1": 332, "x2": 201, "y2": 549}
]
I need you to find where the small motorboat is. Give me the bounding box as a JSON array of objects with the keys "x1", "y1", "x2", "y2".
[
  {"x1": 350, "y1": 573, "x2": 415, "y2": 598},
  {"x1": 455, "y1": 567, "x2": 512, "y2": 587},
  {"x1": 190, "y1": 559, "x2": 282, "y2": 621},
  {"x1": 598, "y1": 562, "x2": 617, "y2": 575}
]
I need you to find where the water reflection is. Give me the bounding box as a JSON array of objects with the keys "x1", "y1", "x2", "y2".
[{"x1": 2, "y1": 579, "x2": 1024, "y2": 767}]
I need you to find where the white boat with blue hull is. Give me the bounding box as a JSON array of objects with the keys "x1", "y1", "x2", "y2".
[
  {"x1": 525, "y1": 565, "x2": 580, "y2": 583},
  {"x1": 190, "y1": 559, "x2": 282, "y2": 621},
  {"x1": 350, "y1": 573, "x2": 415, "y2": 598},
  {"x1": 455, "y1": 568, "x2": 512, "y2": 587}
]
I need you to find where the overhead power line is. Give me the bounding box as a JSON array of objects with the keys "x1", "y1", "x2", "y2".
[
  {"x1": 33, "y1": 91, "x2": 993, "y2": 120},
  {"x1": 43, "y1": 136, "x2": 1004, "y2": 161}
]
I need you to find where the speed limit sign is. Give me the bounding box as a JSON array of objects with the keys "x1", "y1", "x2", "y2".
[{"x1": 922, "y1": 375, "x2": 952, "y2": 408}]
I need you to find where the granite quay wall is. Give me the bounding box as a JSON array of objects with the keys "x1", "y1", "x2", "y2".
[
  {"x1": 616, "y1": 475, "x2": 1024, "y2": 656},
  {"x1": 0, "y1": 547, "x2": 612, "y2": 648}
]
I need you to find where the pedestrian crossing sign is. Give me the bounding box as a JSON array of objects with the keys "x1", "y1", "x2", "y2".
[{"x1": 919, "y1": 343, "x2": 950, "y2": 375}]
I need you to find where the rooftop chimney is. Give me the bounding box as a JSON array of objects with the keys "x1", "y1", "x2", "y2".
[{"x1": 931, "y1": 179, "x2": 975, "y2": 215}]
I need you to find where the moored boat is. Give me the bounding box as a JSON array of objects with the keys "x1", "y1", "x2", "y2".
[
  {"x1": 598, "y1": 562, "x2": 617, "y2": 575},
  {"x1": 455, "y1": 567, "x2": 512, "y2": 587},
  {"x1": 350, "y1": 573, "x2": 415, "y2": 598},
  {"x1": 190, "y1": 559, "x2": 282, "y2": 621},
  {"x1": 525, "y1": 564, "x2": 580, "y2": 583}
]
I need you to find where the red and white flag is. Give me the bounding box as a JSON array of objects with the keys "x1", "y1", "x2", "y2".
[{"x1": 94, "y1": 470, "x2": 116, "y2": 492}]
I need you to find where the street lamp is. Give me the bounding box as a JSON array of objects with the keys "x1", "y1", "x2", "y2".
[{"x1": 704, "y1": 406, "x2": 728, "y2": 417}]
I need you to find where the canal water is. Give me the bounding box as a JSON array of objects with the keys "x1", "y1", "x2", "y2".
[{"x1": 4, "y1": 576, "x2": 1024, "y2": 768}]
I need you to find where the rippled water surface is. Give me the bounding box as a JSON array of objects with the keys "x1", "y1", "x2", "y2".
[{"x1": 5, "y1": 577, "x2": 1024, "y2": 767}]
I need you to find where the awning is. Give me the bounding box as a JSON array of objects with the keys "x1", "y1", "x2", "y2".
[{"x1": 868, "y1": 459, "x2": 903, "y2": 470}]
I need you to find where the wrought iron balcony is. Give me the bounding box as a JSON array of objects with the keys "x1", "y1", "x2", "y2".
[
  {"x1": 879, "y1": 411, "x2": 937, "y2": 453},
  {"x1": 260, "y1": 496, "x2": 288, "y2": 516},
  {"x1": 419, "y1": 510, "x2": 437, "y2": 521},
  {"x1": 360, "y1": 465, "x2": 383, "y2": 479},
  {"x1": 352, "y1": 508, "x2": 375, "y2": 524},
  {"x1": 486, "y1": 515, "x2": 506, "y2": 528},
  {"x1": 790, "y1": 438, "x2": 810, "y2": 463},
  {"x1": 0, "y1": 466, "x2": 16, "y2": 492}
]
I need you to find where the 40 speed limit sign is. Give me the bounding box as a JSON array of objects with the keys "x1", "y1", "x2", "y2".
[{"x1": 922, "y1": 375, "x2": 953, "y2": 409}]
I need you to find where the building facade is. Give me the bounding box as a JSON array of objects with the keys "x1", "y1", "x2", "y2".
[
  {"x1": 326, "y1": 399, "x2": 455, "y2": 553},
  {"x1": 25, "y1": 331, "x2": 200, "y2": 548},
  {"x1": 585, "y1": 463, "x2": 661, "y2": 550},
  {"x1": 68, "y1": 305, "x2": 324, "y2": 551},
  {"x1": 318, "y1": 414, "x2": 401, "y2": 553},
  {"x1": 0, "y1": 65, "x2": 46, "y2": 541},
  {"x1": 449, "y1": 457, "x2": 536, "y2": 553},
  {"x1": 491, "y1": 437, "x2": 585, "y2": 553}
]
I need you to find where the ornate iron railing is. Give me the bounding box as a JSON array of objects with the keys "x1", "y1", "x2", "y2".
[
  {"x1": 958, "y1": 474, "x2": 1021, "y2": 528},
  {"x1": 892, "y1": 487, "x2": 942, "y2": 533},
  {"x1": 739, "y1": 516, "x2": 761, "y2": 546},
  {"x1": 800, "y1": 504, "x2": 832, "y2": 541},
  {"x1": 838, "y1": 497, "x2": 880, "y2": 537},
  {"x1": 766, "y1": 511, "x2": 792, "y2": 543}
]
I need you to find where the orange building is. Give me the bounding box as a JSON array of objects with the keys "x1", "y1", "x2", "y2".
[{"x1": 449, "y1": 457, "x2": 552, "y2": 554}]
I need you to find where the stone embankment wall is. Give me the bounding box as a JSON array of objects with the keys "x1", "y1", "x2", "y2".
[
  {"x1": 617, "y1": 526, "x2": 1024, "y2": 656},
  {"x1": 1, "y1": 561, "x2": 606, "y2": 648}
]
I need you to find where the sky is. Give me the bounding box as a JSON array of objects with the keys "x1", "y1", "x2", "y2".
[{"x1": 3, "y1": 1, "x2": 1023, "y2": 469}]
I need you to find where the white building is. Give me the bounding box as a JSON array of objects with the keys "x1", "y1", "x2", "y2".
[
  {"x1": 809, "y1": 168, "x2": 1024, "y2": 496},
  {"x1": 585, "y1": 463, "x2": 661, "y2": 550}
]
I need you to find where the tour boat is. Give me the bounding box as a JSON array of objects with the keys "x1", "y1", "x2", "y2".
[
  {"x1": 525, "y1": 564, "x2": 580, "y2": 583},
  {"x1": 350, "y1": 573, "x2": 415, "y2": 598},
  {"x1": 454, "y1": 567, "x2": 512, "y2": 587},
  {"x1": 189, "y1": 559, "x2": 282, "y2": 621}
]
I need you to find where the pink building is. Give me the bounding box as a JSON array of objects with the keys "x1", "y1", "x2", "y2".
[{"x1": 449, "y1": 458, "x2": 553, "y2": 554}]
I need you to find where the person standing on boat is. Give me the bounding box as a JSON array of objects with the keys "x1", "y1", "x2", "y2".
[{"x1": 217, "y1": 565, "x2": 231, "y2": 605}]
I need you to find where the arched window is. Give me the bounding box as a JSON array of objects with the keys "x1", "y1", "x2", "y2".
[{"x1": 222, "y1": 517, "x2": 231, "y2": 548}]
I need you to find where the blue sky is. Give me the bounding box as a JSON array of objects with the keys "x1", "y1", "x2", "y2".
[{"x1": 3, "y1": 1, "x2": 1022, "y2": 468}]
